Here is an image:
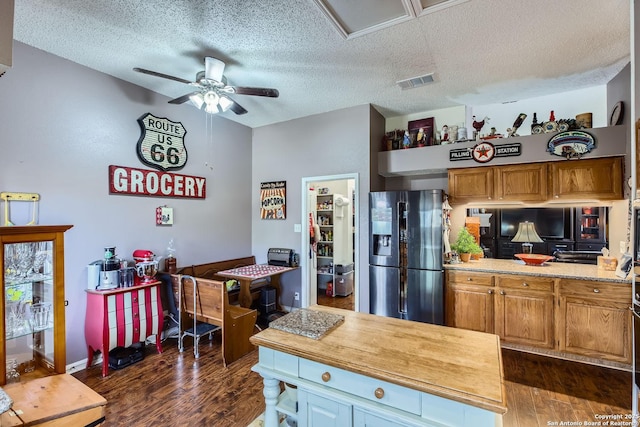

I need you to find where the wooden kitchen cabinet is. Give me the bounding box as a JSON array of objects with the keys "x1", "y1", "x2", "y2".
[
  {"x1": 448, "y1": 156, "x2": 624, "y2": 204},
  {"x1": 447, "y1": 167, "x2": 494, "y2": 204},
  {"x1": 448, "y1": 163, "x2": 546, "y2": 204},
  {"x1": 558, "y1": 279, "x2": 631, "y2": 364},
  {"x1": 445, "y1": 271, "x2": 494, "y2": 333},
  {"x1": 549, "y1": 156, "x2": 624, "y2": 200},
  {"x1": 493, "y1": 163, "x2": 548, "y2": 202},
  {"x1": 494, "y1": 275, "x2": 555, "y2": 349},
  {"x1": 0, "y1": 225, "x2": 73, "y2": 386}
]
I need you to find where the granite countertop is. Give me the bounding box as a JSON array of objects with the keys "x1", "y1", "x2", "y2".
[
  {"x1": 268, "y1": 308, "x2": 344, "y2": 339},
  {"x1": 445, "y1": 258, "x2": 631, "y2": 284},
  {"x1": 0, "y1": 387, "x2": 12, "y2": 414}
]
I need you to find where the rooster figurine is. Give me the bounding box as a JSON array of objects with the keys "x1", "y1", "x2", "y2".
[{"x1": 472, "y1": 116, "x2": 489, "y2": 134}]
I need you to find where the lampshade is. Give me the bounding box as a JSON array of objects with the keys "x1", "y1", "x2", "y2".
[
  {"x1": 511, "y1": 221, "x2": 543, "y2": 243},
  {"x1": 189, "y1": 91, "x2": 233, "y2": 114}
]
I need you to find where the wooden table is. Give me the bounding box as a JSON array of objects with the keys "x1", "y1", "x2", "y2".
[
  {"x1": 251, "y1": 305, "x2": 507, "y2": 427},
  {"x1": 216, "y1": 264, "x2": 297, "y2": 309},
  {"x1": 0, "y1": 374, "x2": 107, "y2": 426}
]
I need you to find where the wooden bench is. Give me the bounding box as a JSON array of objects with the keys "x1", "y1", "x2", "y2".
[
  {"x1": 175, "y1": 256, "x2": 269, "y2": 306},
  {"x1": 170, "y1": 274, "x2": 257, "y2": 366}
]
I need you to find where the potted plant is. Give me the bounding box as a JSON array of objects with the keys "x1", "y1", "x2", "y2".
[{"x1": 452, "y1": 227, "x2": 483, "y2": 262}]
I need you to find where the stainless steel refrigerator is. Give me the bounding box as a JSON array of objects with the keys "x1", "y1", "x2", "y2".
[{"x1": 369, "y1": 190, "x2": 444, "y2": 325}]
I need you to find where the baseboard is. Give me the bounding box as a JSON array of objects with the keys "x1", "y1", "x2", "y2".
[{"x1": 66, "y1": 353, "x2": 103, "y2": 374}]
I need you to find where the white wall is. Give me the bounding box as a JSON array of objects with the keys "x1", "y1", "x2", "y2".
[{"x1": 0, "y1": 42, "x2": 253, "y2": 365}]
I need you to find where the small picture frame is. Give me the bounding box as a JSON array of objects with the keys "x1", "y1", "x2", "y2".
[{"x1": 408, "y1": 117, "x2": 435, "y2": 147}]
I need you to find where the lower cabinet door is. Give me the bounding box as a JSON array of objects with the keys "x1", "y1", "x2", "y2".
[
  {"x1": 298, "y1": 390, "x2": 352, "y2": 427},
  {"x1": 353, "y1": 408, "x2": 408, "y2": 427}
]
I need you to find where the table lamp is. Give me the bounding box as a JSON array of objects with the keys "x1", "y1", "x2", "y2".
[{"x1": 511, "y1": 221, "x2": 543, "y2": 254}]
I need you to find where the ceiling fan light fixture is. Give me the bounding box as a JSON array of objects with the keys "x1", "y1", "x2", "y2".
[
  {"x1": 218, "y1": 96, "x2": 233, "y2": 112},
  {"x1": 189, "y1": 93, "x2": 205, "y2": 109},
  {"x1": 204, "y1": 57, "x2": 225, "y2": 82}
]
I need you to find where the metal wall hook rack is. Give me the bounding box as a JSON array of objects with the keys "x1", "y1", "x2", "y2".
[{"x1": 0, "y1": 192, "x2": 40, "y2": 226}]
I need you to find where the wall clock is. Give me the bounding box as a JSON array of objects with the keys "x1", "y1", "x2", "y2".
[{"x1": 609, "y1": 101, "x2": 624, "y2": 126}]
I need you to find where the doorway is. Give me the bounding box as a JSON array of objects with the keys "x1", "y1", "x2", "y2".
[{"x1": 301, "y1": 173, "x2": 359, "y2": 312}]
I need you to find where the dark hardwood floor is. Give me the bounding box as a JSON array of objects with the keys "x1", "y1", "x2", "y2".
[
  {"x1": 317, "y1": 291, "x2": 354, "y2": 310},
  {"x1": 72, "y1": 335, "x2": 632, "y2": 427}
]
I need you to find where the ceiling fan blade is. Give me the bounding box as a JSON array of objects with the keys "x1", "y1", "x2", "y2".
[
  {"x1": 133, "y1": 67, "x2": 193, "y2": 85},
  {"x1": 168, "y1": 92, "x2": 201, "y2": 104},
  {"x1": 226, "y1": 97, "x2": 248, "y2": 115},
  {"x1": 232, "y1": 86, "x2": 279, "y2": 98}
]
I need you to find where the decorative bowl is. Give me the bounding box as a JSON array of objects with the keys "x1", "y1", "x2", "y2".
[{"x1": 514, "y1": 254, "x2": 554, "y2": 266}]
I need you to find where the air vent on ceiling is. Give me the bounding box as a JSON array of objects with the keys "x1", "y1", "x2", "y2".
[{"x1": 396, "y1": 73, "x2": 434, "y2": 90}]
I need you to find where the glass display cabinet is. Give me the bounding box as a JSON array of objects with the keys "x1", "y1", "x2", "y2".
[{"x1": 0, "y1": 225, "x2": 72, "y2": 385}]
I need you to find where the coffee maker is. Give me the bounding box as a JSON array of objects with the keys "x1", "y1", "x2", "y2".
[{"x1": 93, "y1": 246, "x2": 120, "y2": 290}]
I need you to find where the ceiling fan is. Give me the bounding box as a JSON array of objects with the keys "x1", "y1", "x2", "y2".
[{"x1": 133, "y1": 57, "x2": 279, "y2": 115}]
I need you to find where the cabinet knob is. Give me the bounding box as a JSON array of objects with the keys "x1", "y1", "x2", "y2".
[
  {"x1": 593, "y1": 288, "x2": 600, "y2": 293},
  {"x1": 488, "y1": 289, "x2": 494, "y2": 294},
  {"x1": 321, "y1": 372, "x2": 331, "y2": 382},
  {"x1": 522, "y1": 282, "x2": 529, "y2": 287},
  {"x1": 467, "y1": 277, "x2": 472, "y2": 281},
  {"x1": 133, "y1": 297, "x2": 138, "y2": 303},
  {"x1": 500, "y1": 290, "x2": 505, "y2": 295},
  {"x1": 374, "y1": 387, "x2": 385, "y2": 399}
]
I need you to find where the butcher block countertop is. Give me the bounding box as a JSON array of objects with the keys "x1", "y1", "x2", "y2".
[
  {"x1": 250, "y1": 305, "x2": 507, "y2": 414},
  {"x1": 445, "y1": 258, "x2": 631, "y2": 284}
]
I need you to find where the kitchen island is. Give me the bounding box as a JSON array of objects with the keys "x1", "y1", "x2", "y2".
[{"x1": 250, "y1": 305, "x2": 507, "y2": 427}]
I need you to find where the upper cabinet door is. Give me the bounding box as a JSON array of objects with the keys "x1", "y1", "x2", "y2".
[
  {"x1": 494, "y1": 163, "x2": 548, "y2": 202},
  {"x1": 549, "y1": 156, "x2": 624, "y2": 200},
  {"x1": 447, "y1": 167, "x2": 494, "y2": 204}
]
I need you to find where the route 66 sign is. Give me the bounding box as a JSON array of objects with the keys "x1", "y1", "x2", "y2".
[{"x1": 136, "y1": 113, "x2": 187, "y2": 171}]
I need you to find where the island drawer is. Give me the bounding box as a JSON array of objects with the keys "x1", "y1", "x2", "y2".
[
  {"x1": 496, "y1": 275, "x2": 554, "y2": 292},
  {"x1": 446, "y1": 271, "x2": 493, "y2": 286},
  {"x1": 559, "y1": 279, "x2": 630, "y2": 301},
  {"x1": 299, "y1": 358, "x2": 421, "y2": 415}
]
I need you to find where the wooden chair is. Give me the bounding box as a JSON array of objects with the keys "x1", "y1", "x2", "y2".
[{"x1": 171, "y1": 274, "x2": 257, "y2": 366}]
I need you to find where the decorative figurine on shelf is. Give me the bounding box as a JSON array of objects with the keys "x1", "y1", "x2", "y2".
[
  {"x1": 416, "y1": 128, "x2": 426, "y2": 147},
  {"x1": 531, "y1": 112, "x2": 543, "y2": 134},
  {"x1": 402, "y1": 131, "x2": 411, "y2": 149},
  {"x1": 472, "y1": 116, "x2": 489, "y2": 140},
  {"x1": 507, "y1": 113, "x2": 527, "y2": 137},
  {"x1": 543, "y1": 110, "x2": 558, "y2": 133},
  {"x1": 441, "y1": 125, "x2": 450, "y2": 144}
]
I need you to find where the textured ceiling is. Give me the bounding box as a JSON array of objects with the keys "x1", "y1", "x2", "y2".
[{"x1": 13, "y1": 0, "x2": 631, "y2": 128}]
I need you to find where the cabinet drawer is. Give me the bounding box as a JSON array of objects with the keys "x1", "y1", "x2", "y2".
[
  {"x1": 446, "y1": 271, "x2": 493, "y2": 286},
  {"x1": 299, "y1": 358, "x2": 421, "y2": 415},
  {"x1": 496, "y1": 275, "x2": 554, "y2": 292},
  {"x1": 559, "y1": 279, "x2": 630, "y2": 301}
]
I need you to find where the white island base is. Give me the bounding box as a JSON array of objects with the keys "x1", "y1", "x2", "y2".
[
  {"x1": 253, "y1": 348, "x2": 503, "y2": 427},
  {"x1": 250, "y1": 306, "x2": 506, "y2": 427}
]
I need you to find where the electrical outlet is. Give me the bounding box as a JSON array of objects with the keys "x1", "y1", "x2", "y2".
[
  {"x1": 294, "y1": 292, "x2": 300, "y2": 301},
  {"x1": 620, "y1": 241, "x2": 626, "y2": 254},
  {"x1": 294, "y1": 223, "x2": 302, "y2": 233}
]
